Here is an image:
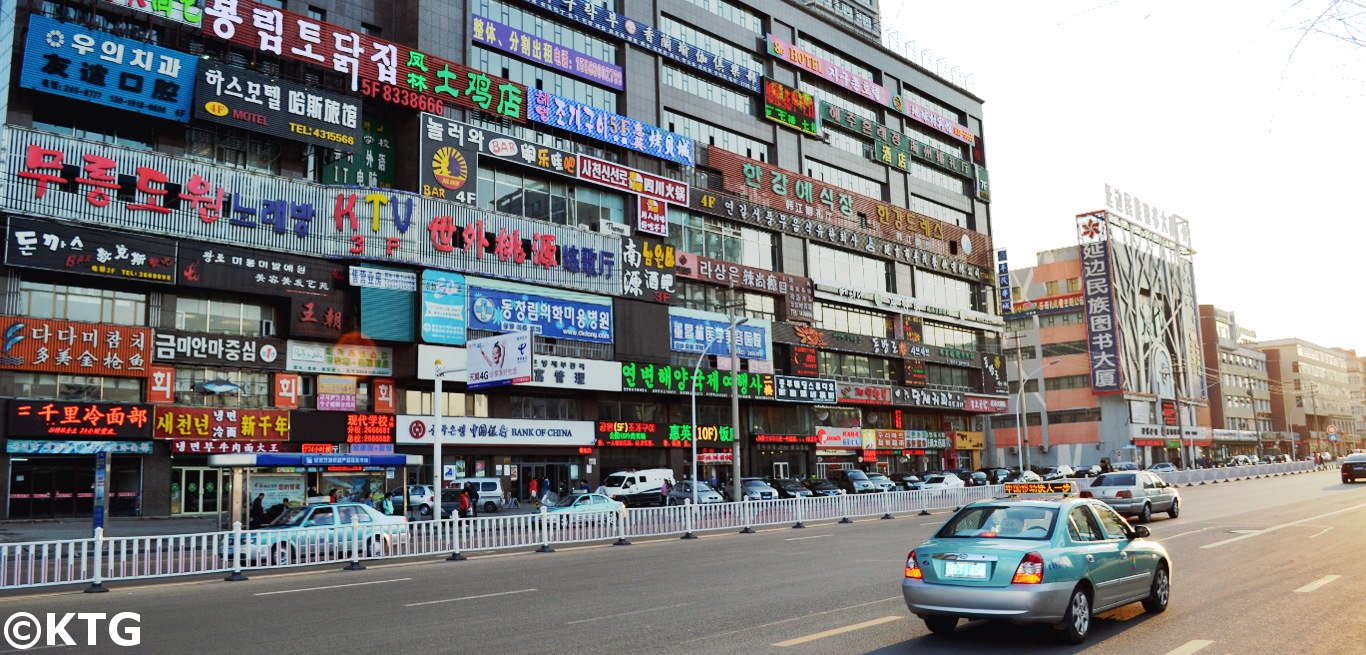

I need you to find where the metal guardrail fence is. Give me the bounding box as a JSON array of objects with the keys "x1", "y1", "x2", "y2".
[{"x1": 0, "y1": 461, "x2": 1318, "y2": 592}]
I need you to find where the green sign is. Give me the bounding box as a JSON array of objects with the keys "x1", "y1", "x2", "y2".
[
  {"x1": 763, "y1": 78, "x2": 821, "y2": 136},
  {"x1": 820, "y1": 101, "x2": 972, "y2": 178},
  {"x1": 323, "y1": 115, "x2": 395, "y2": 188},
  {"x1": 975, "y1": 164, "x2": 991, "y2": 203},
  {"x1": 668, "y1": 424, "x2": 735, "y2": 443},
  {"x1": 621, "y1": 361, "x2": 774, "y2": 398}
]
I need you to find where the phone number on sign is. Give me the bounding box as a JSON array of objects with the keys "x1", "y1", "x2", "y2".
[{"x1": 359, "y1": 80, "x2": 445, "y2": 114}]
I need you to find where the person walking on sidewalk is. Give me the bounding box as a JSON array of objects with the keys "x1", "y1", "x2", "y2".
[
  {"x1": 250, "y1": 493, "x2": 265, "y2": 528},
  {"x1": 529, "y1": 478, "x2": 538, "y2": 505}
]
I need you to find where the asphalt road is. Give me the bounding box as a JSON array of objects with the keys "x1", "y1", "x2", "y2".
[{"x1": 1, "y1": 468, "x2": 1361, "y2": 655}]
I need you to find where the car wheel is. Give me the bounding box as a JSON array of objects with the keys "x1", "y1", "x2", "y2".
[
  {"x1": 1058, "y1": 586, "x2": 1091, "y2": 644},
  {"x1": 419, "y1": 504, "x2": 432, "y2": 516},
  {"x1": 483, "y1": 501, "x2": 497, "y2": 513},
  {"x1": 366, "y1": 536, "x2": 388, "y2": 558},
  {"x1": 923, "y1": 615, "x2": 957, "y2": 635},
  {"x1": 1142, "y1": 564, "x2": 1170, "y2": 613},
  {"x1": 1138, "y1": 503, "x2": 1152, "y2": 523},
  {"x1": 272, "y1": 544, "x2": 296, "y2": 566},
  {"x1": 1167, "y1": 499, "x2": 1180, "y2": 519}
]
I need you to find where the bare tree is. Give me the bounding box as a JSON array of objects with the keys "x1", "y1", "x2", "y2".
[{"x1": 1292, "y1": 0, "x2": 1366, "y2": 48}]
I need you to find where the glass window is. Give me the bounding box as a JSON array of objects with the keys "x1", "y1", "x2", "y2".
[
  {"x1": 658, "y1": 15, "x2": 762, "y2": 72},
  {"x1": 815, "y1": 351, "x2": 891, "y2": 381},
  {"x1": 401, "y1": 390, "x2": 490, "y2": 417},
  {"x1": 665, "y1": 110, "x2": 768, "y2": 162},
  {"x1": 672, "y1": 282, "x2": 775, "y2": 322},
  {"x1": 10, "y1": 373, "x2": 139, "y2": 402},
  {"x1": 914, "y1": 269, "x2": 976, "y2": 312},
  {"x1": 799, "y1": 38, "x2": 876, "y2": 83},
  {"x1": 186, "y1": 126, "x2": 280, "y2": 175},
  {"x1": 1068, "y1": 507, "x2": 1103, "y2": 541},
  {"x1": 808, "y1": 244, "x2": 888, "y2": 292},
  {"x1": 662, "y1": 65, "x2": 753, "y2": 114},
  {"x1": 473, "y1": 46, "x2": 617, "y2": 110},
  {"x1": 17, "y1": 282, "x2": 146, "y2": 326},
  {"x1": 908, "y1": 195, "x2": 969, "y2": 227},
  {"x1": 175, "y1": 295, "x2": 275, "y2": 336},
  {"x1": 173, "y1": 368, "x2": 272, "y2": 408},
  {"x1": 476, "y1": 0, "x2": 617, "y2": 63},
  {"x1": 681, "y1": 0, "x2": 762, "y2": 34},
  {"x1": 32, "y1": 95, "x2": 155, "y2": 150},
  {"x1": 805, "y1": 159, "x2": 883, "y2": 200},
  {"x1": 813, "y1": 302, "x2": 890, "y2": 338},
  {"x1": 508, "y1": 396, "x2": 580, "y2": 420},
  {"x1": 670, "y1": 211, "x2": 774, "y2": 269},
  {"x1": 1092, "y1": 504, "x2": 1131, "y2": 540}
]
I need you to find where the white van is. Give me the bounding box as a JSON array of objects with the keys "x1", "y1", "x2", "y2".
[
  {"x1": 447, "y1": 477, "x2": 506, "y2": 513},
  {"x1": 600, "y1": 469, "x2": 675, "y2": 507}
]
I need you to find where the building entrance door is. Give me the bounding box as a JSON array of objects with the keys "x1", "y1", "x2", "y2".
[{"x1": 173, "y1": 468, "x2": 223, "y2": 515}]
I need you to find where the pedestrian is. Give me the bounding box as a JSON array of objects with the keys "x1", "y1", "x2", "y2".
[
  {"x1": 457, "y1": 487, "x2": 472, "y2": 518},
  {"x1": 465, "y1": 482, "x2": 479, "y2": 518},
  {"x1": 381, "y1": 492, "x2": 395, "y2": 516},
  {"x1": 506, "y1": 491, "x2": 519, "y2": 509},
  {"x1": 659, "y1": 478, "x2": 670, "y2": 505},
  {"x1": 329, "y1": 488, "x2": 339, "y2": 503},
  {"x1": 581, "y1": 479, "x2": 592, "y2": 493},
  {"x1": 250, "y1": 493, "x2": 265, "y2": 528},
  {"x1": 529, "y1": 478, "x2": 539, "y2": 503}
]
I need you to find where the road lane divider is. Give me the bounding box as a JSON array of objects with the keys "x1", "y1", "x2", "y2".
[
  {"x1": 405, "y1": 588, "x2": 537, "y2": 607},
  {"x1": 772, "y1": 615, "x2": 902, "y2": 647},
  {"x1": 678, "y1": 596, "x2": 900, "y2": 646},
  {"x1": 566, "y1": 603, "x2": 689, "y2": 625},
  {"x1": 253, "y1": 577, "x2": 412, "y2": 596},
  {"x1": 1294, "y1": 575, "x2": 1341, "y2": 593},
  {"x1": 1163, "y1": 640, "x2": 1213, "y2": 655},
  {"x1": 784, "y1": 534, "x2": 832, "y2": 541},
  {"x1": 1200, "y1": 503, "x2": 1366, "y2": 549}
]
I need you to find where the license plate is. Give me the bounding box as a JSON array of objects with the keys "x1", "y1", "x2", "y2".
[{"x1": 944, "y1": 561, "x2": 988, "y2": 579}]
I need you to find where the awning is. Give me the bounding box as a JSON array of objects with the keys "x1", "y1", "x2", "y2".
[{"x1": 206, "y1": 453, "x2": 424, "y2": 468}]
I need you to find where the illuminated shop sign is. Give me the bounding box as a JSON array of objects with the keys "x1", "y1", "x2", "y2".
[
  {"x1": 762, "y1": 78, "x2": 820, "y2": 136},
  {"x1": 0, "y1": 317, "x2": 151, "y2": 378},
  {"x1": 527, "y1": 89, "x2": 694, "y2": 166},
  {"x1": 1077, "y1": 213, "x2": 1124, "y2": 394},
  {"x1": 471, "y1": 14, "x2": 623, "y2": 90},
  {"x1": 593, "y1": 421, "x2": 733, "y2": 447},
  {"x1": 620, "y1": 360, "x2": 774, "y2": 399},
  {"x1": 8, "y1": 401, "x2": 153, "y2": 438},
  {"x1": 153, "y1": 330, "x2": 285, "y2": 371},
  {"x1": 102, "y1": 0, "x2": 202, "y2": 26},
  {"x1": 193, "y1": 62, "x2": 362, "y2": 153},
  {"x1": 621, "y1": 236, "x2": 675, "y2": 303},
  {"x1": 766, "y1": 34, "x2": 888, "y2": 105},
  {"x1": 154, "y1": 408, "x2": 290, "y2": 441},
  {"x1": 674, "y1": 252, "x2": 814, "y2": 323},
  {"x1": 5, "y1": 216, "x2": 178, "y2": 284}
]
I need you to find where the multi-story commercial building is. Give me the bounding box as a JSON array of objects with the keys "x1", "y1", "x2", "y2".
[
  {"x1": 1252, "y1": 339, "x2": 1355, "y2": 458},
  {"x1": 994, "y1": 194, "x2": 1207, "y2": 470},
  {"x1": 0, "y1": 0, "x2": 1002, "y2": 519},
  {"x1": 1343, "y1": 350, "x2": 1366, "y2": 451},
  {"x1": 1196, "y1": 305, "x2": 1278, "y2": 461}
]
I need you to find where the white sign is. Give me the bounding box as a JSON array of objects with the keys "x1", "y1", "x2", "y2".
[
  {"x1": 286, "y1": 341, "x2": 393, "y2": 376},
  {"x1": 417, "y1": 345, "x2": 470, "y2": 382},
  {"x1": 813, "y1": 425, "x2": 863, "y2": 448},
  {"x1": 467, "y1": 332, "x2": 533, "y2": 389},
  {"x1": 396, "y1": 416, "x2": 595, "y2": 446},
  {"x1": 527, "y1": 354, "x2": 622, "y2": 392},
  {"x1": 349, "y1": 266, "x2": 418, "y2": 291}
]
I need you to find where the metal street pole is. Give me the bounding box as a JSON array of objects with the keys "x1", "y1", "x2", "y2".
[
  {"x1": 730, "y1": 317, "x2": 742, "y2": 504},
  {"x1": 690, "y1": 317, "x2": 746, "y2": 505},
  {"x1": 433, "y1": 360, "x2": 444, "y2": 515},
  {"x1": 1014, "y1": 351, "x2": 1025, "y2": 474}
]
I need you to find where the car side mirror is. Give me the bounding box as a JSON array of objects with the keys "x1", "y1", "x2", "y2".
[{"x1": 1130, "y1": 525, "x2": 1151, "y2": 539}]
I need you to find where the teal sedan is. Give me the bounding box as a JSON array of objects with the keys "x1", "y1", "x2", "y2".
[{"x1": 902, "y1": 483, "x2": 1171, "y2": 644}]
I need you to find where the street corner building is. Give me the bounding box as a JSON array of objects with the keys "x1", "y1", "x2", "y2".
[{"x1": 0, "y1": 0, "x2": 1004, "y2": 521}]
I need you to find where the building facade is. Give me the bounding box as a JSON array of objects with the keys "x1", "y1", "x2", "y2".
[
  {"x1": 0, "y1": 0, "x2": 1003, "y2": 519},
  {"x1": 1252, "y1": 339, "x2": 1356, "y2": 458},
  {"x1": 1196, "y1": 305, "x2": 1279, "y2": 460}
]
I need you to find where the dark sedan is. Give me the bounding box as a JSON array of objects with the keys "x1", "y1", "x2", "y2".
[
  {"x1": 770, "y1": 478, "x2": 814, "y2": 498},
  {"x1": 803, "y1": 479, "x2": 844, "y2": 496},
  {"x1": 976, "y1": 467, "x2": 1011, "y2": 485},
  {"x1": 1342, "y1": 453, "x2": 1366, "y2": 483},
  {"x1": 888, "y1": 473, "x2": 923, "y2": 490},
  {"x1": 1000, "y1": 470, "x2": 1043, "y2": 484}
]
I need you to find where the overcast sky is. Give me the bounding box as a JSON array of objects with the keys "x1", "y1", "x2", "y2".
[{"x1": 881, "y1": 0, "x2": 1365, "y2": 353}]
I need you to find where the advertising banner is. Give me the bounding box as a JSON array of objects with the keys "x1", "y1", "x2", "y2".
[
  {"x1": 1077, "y1": 213, "x2": 1124, "y2": 393},
  {"x1": 837, "y1": 382, "x2": 893, "y2": 405},
  {"x1": 594, "y1": 421, "x2": 735, "y2": 447},
  {"x1": 638, "y1": 196, "x2": 668, "y2": 237},
  {"x1": 420, "y1": 114, "x2": 578, "y2": 201},
  {"x1": 527, "y1": 89, "x2": 694, "y2": 166},
  {"x1": 674, "y1": 252, "x2": 814, "y2": 322},
  {"x1": 153, "y1": 407, "x2": 290, "y2": 440},
  {"x1": 982, "y1": 353, "x2": 1009, "y2": 396},
  {"x1": 577, "y1": 155, "x2": 689, "y2": 206},
  {"x1": 20, "y1": 15, "x2": 198, "y2": 121},
  {"x1": 668, "y1": 310, "x2": 769, "y2": 360},
  {"x1": 168, "y1": 440, "x2": 286, "y2": 454},
  {"x1": 396, "y1": 416, "x2": 595, "y2": 446},
  {"x1": 286, "y1": 341, "x2": 393, "y2": 376},
  {"x1": 620, "y1": 360, "x2": 774, "y2": 399},
  {"x1": 180, "y1": 244, "x2": 342, "y2": 297},
  {"x1": 468, "y1": 278, "x2": 613, "y2": 343},
  {"x1": 153, "y1": 330, "x2": 284, "y2": 370},
  {"x1": 101, "y1": 0, "x2": 202, "y2": 27},
  {"x1": 773, "y1": 376, "x2": 837, "y2": 403},
  {"x1": 526, "y1": 354, "x2": 622, "y2": 392},
  {"x1": 316, "y1": 375, "x2": 359, "y2": 412},
  {"x1": 6, "y1": 440, "x2": 154, "y2": 455},
  {"x1": 249, "y1": 474, "x2": 307, "y2": 509},
  {"x1": 420, "y1": 270, "x2": 468, "y2": 345},
  {"x1": 372, "y1": 379, "x2": 396, "y2": 414},
  {"x1": 620, "y1": 236, "x2": 675, "y2": 303},
  {"x1": 418, "y1": 120, "x2": 480, "y2": 204},
  {"x1": 289, "y1": 411, "x2": 395, "y2": 444},
  {"x1": 964, "y1": 395, "x2": 1009, "y2": 413},
  {"x1": 471, "y1": 14, "x2": 624, "y2": 90},
  {"x1": 814, "y1": 425, "x2": 863, "y2": 449},
  {"x1": 791, "y1": 346, "x2": 820, "y2": 377},
  {"x1": 323, "y1": 115, "x2": 395, "y2": 187},
  {"x1": 762, "y1": 78, "x2": 820, "y2": 136},
  {"x1": 467, "y1": 331, "x2": 533, "y2": 389},
  {"x1": 5, "y1": 217, "x2": 178, "y2": 284},
  {"x1": 996, "y1": 248, "x2": 1012, "y2": 314},
  {"x1": 765, "y1": 34, "x2": 889, "y2": 106},
  {"x1": 8, "y1": 401, "x2": 153, "y2": 438},
  {"x1": 273, "y1": 373, "x2": 301, "y2": 409},
  {"x1": 894, "y1": 387, "x2": 966, "y2": 410},
  {"x1": 0, "y1": 317, "x2": 151, "y2": 377},
  {"x1": 349, "y1": 266, "x2": 416, "y2": 291},
  {"x1": 193, "y1": 62, "x2": 361, "y2": 153}
]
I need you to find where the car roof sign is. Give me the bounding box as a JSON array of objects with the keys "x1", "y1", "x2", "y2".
[{"x1": 1001, "y1": 480, "x2": 1077, "y2": 498}]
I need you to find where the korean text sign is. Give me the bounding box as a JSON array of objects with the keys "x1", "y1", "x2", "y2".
[
  {"x1": 153, "y1": 407, "x2": 291, "y2": 440},
  {"x1": 21, "y1": 15, "x2": 198, "y2": 121},
  {"x1": 194, "y1": 62, "x2": 362, "y2": 153},
  {"x1": 0, "y1": 316, "x2": 151, "y2": 377},
  {"x1": 467, "y1": 279, "x2": 613, "y2": 344},
  {"x1": 526, "y1": 88, "x2": 694, "y2": 166},
  {"x1": 5, "y1": 216, "x2": 178, "y2": 284}
]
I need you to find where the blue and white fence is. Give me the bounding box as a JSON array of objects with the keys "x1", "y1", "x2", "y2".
[{"x1": 0, "y1": 461, "x2": 1318, "y2": 592}]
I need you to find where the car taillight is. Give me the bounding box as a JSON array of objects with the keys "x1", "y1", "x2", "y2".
[
  {"x1": 1079, "y1": 490, "x2": 1093, "y2": 498},
  {"x1": 905, "y1": 550, "x2": 923, "y2": 579},
  {"x1": 1012, "y1": 552, "x2": 1044, "y2": 584},
  {"x1": 1116, "y1": 490, "x2": 1133, "y2": 498}
]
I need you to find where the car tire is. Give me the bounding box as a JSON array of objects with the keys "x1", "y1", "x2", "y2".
[
  {"x1": 1138, "y1": 503, "x2": 1152, "y2": 523},
  {"x1": 419, "y1": 504, "x2": 432, "y2": 516},
  {"x1": 272, "y1": 544, "x2": 296, "y2": 566},
  {"x1": 366, "y1": 536, "x2": 388, "y2": 558},
  {"x1": 923, "y1": 615, "x2": 957, "y2": 635},
  {"x1": 483, "y1": 501, "x2": 497, "y2": 513},
  {"x1": 1059, "y1": 586, "x2": 1091, "y2": 645},
  {"x1": 1167, "y1": 499, "x2": 1180, "y2": 519},
  {"x1": 1142, "y1": 564, "x2": 1170, "y2": 614}
]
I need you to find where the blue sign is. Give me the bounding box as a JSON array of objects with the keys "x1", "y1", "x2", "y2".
[
  {"x1": 519, "y1": 0, "x2": 760, "y2": 93},
  {"x1": 669, "y1": 316, "x2": 768, "y2": 360},
  {"x1": 467, "y1": 281, "x2": 613, "y2": 344},
  {"x1": 19, "y1": 15, "x2": 198, "y2": 122},
  {"x1": 93, "y1": 451, "x2": 107, "y2": 534},
  {"x1": 421, "y1": 270, "x2": 468, "y2": 346},
  {"x1": 996, "y1": 248, "x2": 1012, "y2": 314},
  {"x1": 526, "y1": 88, "x2": 695, "y2": 166},
  {"x1": 254, "y1": 453, "x2": 410, "y2": 467}
]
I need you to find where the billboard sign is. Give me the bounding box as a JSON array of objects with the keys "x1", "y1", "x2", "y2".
[{"x1": 467, "y1": 331, "x2": 533, "y2": 389}]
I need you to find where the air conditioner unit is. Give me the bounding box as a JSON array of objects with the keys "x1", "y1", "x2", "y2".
[
  {"x1": 1038, "y1": 444, "x2": 1049, "y2": 453},
  {"x1": 1008, "y1": 446, "x2": 1018, "y2": 455},
  {"x1": 260, "y1": 319, "x2": 276, "y2": 337}
]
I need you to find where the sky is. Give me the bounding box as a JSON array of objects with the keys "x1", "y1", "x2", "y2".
[{"x1": 880, "y1": 0, "x2": 1366, "y2": 353}]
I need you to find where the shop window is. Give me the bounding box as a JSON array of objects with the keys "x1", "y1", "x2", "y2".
[
  {"x1": 17, "y1": 281, "x2": 146, "y2": 326},
  {"x1": 175, "y1": 295, "x2": 275, "y2": 336},
  {"x1": 402, "y1": 389, "x2": 489, "y2": 417},
  {"x1": 508, "y1": 396, "x2": 579, "y2": 420},
  {"x1": 9, "y1": 373, "x2": 140, "y2": 402},
  {"x1": 174, "y1": 368, "x2": 271, "y2": 407}
]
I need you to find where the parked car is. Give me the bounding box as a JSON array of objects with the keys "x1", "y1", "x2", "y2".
[
  {"x1": 390, "y1": 484, "x2": 437, "y2": 516},
  {"x1": 1081, "y1": 471, "x2": 1180, "y2": 523},
  {"x1": 738, "y1": 477, "x2": 780, "y2": 501},
  {"x1": 1001, "y1": 470, "x2": 1044, "y2": 484},
  {"x1": 770, "y1": 478, "x2": 814, "y2": 498},
  {"x1": 601, "y1": 469, "x2": 674, "y2": 507},
  {"x1": 1040, "y1": 465, "x2": 1076, "y2": 481},
  {"x1": 1111, "y1": 461, "x2": 1140, "y2": 471},
  {"x1": 540, "y1": 492, "x2": 626, "y2": 526},
  {"x1": 888, "y1": 473, "x2": 923, "y2": 491},
  {"x1": 828, "y1": 468, "x2": 878, "y2": 494},
  {"x1": 920, "y1": 474, "x2": 967, "y2": 489},
  {"x1": 1147, "y1": 462, "x2": 1179, "y2": 474},
  {"x1": 227, "y1": 503, "x2": 407, "y2": 565},
  {"x1": 803, "y1": 478, "x2": 845, "y2": 496},
  {"x1": 1341, "y1": 453, "x2": 1366, "y2": 483},
  {"x1": 664, "y1": 480, "x2": 725, "y2": 505},
  {"x1": 966, "y1": 472, "x2": 990, "y2": 487},
  {"x1": 866, "y1": 472, "x2": 898, "y2": 492},
  {"x1": 976, "y1": 467, "x2": 1012, "y2": 485},
  {"x1": 447, "y1": 477, "x2": 506, "y2": 513},
  {"x1": 1076, "y1": 465, "x2": 1103, "y2": 478},
  {"x1": 1223, "y1": 455, "x2": 1255, "y2": 467}
]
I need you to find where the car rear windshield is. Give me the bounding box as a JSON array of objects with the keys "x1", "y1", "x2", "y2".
[
  {"x1": 1344, "y1": 454, "x2": 1366, "y2": 463},
  {"x1": 1092, "y1": 473, "x2": 1136, "y2": 487},
  {"x1": 937, "y1": 506, "x2": 1059, "y2": 540}
]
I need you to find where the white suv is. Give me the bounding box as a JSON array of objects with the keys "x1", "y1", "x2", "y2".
[{"x1": 391, "y1": 484, "x2": 437, "y2": 516}]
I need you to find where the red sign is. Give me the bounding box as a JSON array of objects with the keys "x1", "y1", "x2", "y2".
[
  {"x1": 147, "y1": 365, "x2": 176, "y2": 404},
  {"x1": 290, "y1": 295, "x2": 348, "y2": 340},
  {"x1": 791, "y1": 346, "x2": 820, "y2": 377},
  {"x1": 301, "y1": 443, "x2": 337, "y2": 453},
  {"x1": 1161, "y1": 400, "x2": 1178, "y2": 427},
  {"x1": 964, "y1": 395, "x2": 1009, "y2": 413},
  {"x1": 153, "y1": 408, "x2": 291, "y2": 441},
  {"x1": 837, "y1": 382, "x2": 893, "y2": 405},
  {"x1": 8, "y1": 401, "x2": 152, "y2": 438},
  {"x1": 202, "y1": 0, "x2": 526, "y2": 121},
  {"x1": 578, "y1": 155, "x2": 688, "y2": 205},
  {"x1": 168, "y1": 440, "x2": 287, "y2": 454},
  {"x1": 696, "y1": 452, "x2": 732, "y2": 463},
  {"x1": 373, "y1": 378, "x2": 396, "y2": 414},
  {"x1": 273, "y1": 373, "x2": 300, "y2": 409},
  {"x1": 0, "y1": 317, "x2": 152, "y2": 378},
  {"x1": 638, "y1": 196, "x2": 668, "y2": 237},
  {"x1": 346, "y1": 414, "x2": 396, "y2": 443}
]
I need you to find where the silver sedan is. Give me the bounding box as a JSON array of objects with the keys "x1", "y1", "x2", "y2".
[{"x1": 1080, "y1": 471, "x2": 1180, "y2": 523}]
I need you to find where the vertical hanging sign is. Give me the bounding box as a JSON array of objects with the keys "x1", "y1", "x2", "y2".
[{"x1": 1077, "y1": 213, "x2": 1123, "y2": 394}]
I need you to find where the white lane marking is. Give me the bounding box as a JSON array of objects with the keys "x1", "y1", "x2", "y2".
[
  {"x1": 405, "y1": 588, "x2": 537, "y2": 607},
  {"x1": 678, "y1": 596, "x2": 900, "y2": 645},
  {"x1": 1161, "y1": 527, "x2": 1212, "y2": 540},
  {"x1": 1294, "y1": 575, "x2": 1341, "y2": 593},
  {"x1": 253, "y1": 577, "x2": 411, "y2": 596},
  {"x1": 785, "y1": 534, "x2": 833, "y2": 541},
  {"x1": 1201, "y1": 503, "x2": 1366, "y2": 549},
  {"x1": 772, "y1": 615, "x2": 902, "y2": 647},
  {"x1": 1309, "y1": 527, "x2": 1333, "y2": 539},
  {"x1": 1163, "y1": 640, "x2": 1214, "y2": 655},
  {"x1": 0, "y1": 645, "x2": 69, "y2": 654},
  {"x1": 566, "y1": 603, "x2": 689, "y2": 625}
]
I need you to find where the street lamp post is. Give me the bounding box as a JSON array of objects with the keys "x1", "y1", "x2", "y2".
[
  {"x1": 690, "y1": 316, "x2": 748, "y2": 505},
  {"x1": 1013, "y1": 357, "x2": 1060, "y2": 473},
  {"x1": 431, "y1": 359, "x2": 464, "y2": 513}
]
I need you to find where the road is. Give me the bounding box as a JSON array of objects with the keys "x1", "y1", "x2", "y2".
[{"x1": 1, "y1": 468, "x2": 1361, "y2": 654}]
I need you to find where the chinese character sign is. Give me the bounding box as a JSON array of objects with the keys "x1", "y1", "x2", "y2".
[
  {"x1": 471, "y1": 14, "x2": 623, "y2": 90},
  {"x1": 0, "y1": 317, "x2": 151, "y2": 378},
  {"x1": 526, "y1": 88, "x2": 694, "y2": 166},
  {"x1": 8, "y1": 401, "x2": 153, "y2": 438},
  {"x1": 153, "y1": 407, "x2": 291, "y2": 440},
  {"x1": 21, "y1": 15, "x2": 198, "y2": 121},
  {"x1": 5, "y1": 216, "x2": 178, "y2": 284},
  {"x1": 668, "y1": 313, "x2": 769, "y2": 360},
  {"x1": 620, "y1": 236, "x2": 675, "y2": 303},
  {"x1": 194, "y1": 62, "x2": 362, "y2": 153},
  {"x1": 763, "y1": 78, "x2": 820, "y2": 136},
  {"x1": 1077, "y1": 214, "x2": 1124, "y2": 394}
]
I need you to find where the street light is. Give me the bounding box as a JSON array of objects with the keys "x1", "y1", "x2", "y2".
[
  {"x1": 432, "y1": 358, "x2": 465, "y2": 513},
  {"x1": 1014, "y1": 357, "x2": 1061, "y2": 474},
  {"x1": 691, "y1": 316, "x2": 748, "y2": 505}
]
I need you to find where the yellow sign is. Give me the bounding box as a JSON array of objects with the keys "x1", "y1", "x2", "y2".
[
  {"x1": 1003, "y1": 481, "x2": 1075, "y2": 495},
  {"x1": 954, "y1": 431, "x2": 985, "y2": 450}
]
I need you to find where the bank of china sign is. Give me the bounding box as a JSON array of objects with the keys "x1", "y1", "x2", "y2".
[
  {"x1": 395, "y1": 416, "x2": 594, "y2": 446},
  {"x1": 0, "y1": 127, "x2": 620, "y2": 296}
]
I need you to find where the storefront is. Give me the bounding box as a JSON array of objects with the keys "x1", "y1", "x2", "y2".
[
  {"x1": 396, "y1": 415, "x2": 595, "y2": 499},
  {"x1": 207, "y1": 452, "x2": 423, "y2": 527},
  {"x1": 751, "y1": 434, "x2": 816, "y2": 480},
  {"x1": 156, "y1": 406, "x2": 293, "y2": 515}
]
